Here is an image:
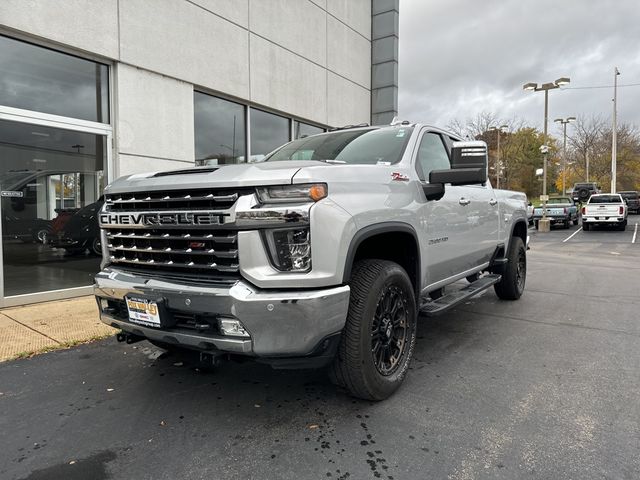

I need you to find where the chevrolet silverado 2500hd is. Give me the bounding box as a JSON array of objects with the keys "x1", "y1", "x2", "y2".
[{"x1": 94, "y1": 123, "x2": 529, "y2": 400}]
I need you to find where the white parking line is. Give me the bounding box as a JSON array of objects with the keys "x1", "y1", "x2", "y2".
[
  {"x1": 633, "y1": 223, "x2": 638, "y2": 244},
  {"x1": 562, "y1": 227, "x2": 583, "y2": 243}
]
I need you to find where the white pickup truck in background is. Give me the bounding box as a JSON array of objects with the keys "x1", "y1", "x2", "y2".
[{"x1": 581, "y1": 194, "x2": 628, "y2": 231}]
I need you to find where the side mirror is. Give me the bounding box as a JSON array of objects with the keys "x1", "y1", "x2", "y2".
[
  {"x1": 430, "y1": 140, "x2": 488, "y2": 181},
  {"x1": 422, "y1": 141, "x2": 488, "y2": 200}
]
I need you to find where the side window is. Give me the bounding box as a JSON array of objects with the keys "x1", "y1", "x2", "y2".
[{"x1": 416, "y1": 132, "x2": 450, "y2": 181}]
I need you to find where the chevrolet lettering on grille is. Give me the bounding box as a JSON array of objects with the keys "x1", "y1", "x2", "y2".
[{"x1": 99, "y1": 211, "x2": 228, "y2": 227}]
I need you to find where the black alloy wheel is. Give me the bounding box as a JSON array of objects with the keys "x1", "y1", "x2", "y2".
[{"x1": 371, "y1": 285, "x2": 409, "y2": 376}]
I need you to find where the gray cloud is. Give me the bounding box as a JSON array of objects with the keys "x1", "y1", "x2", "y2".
[{"x1": 398, "y1": 0, "x2": 640, "y2": 136}]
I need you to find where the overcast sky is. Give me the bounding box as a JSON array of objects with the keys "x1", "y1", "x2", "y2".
[{"x1": 398, "y1": 0, "x2": 640, "y2": 137}]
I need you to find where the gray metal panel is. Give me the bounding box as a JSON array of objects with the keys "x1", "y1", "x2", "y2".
[
  {"x1": 372, "y1": 0, "x2": 399, "y2": 15},
  {"x1": 370, "y1": 0, "x2": 399, "y2": 124}
]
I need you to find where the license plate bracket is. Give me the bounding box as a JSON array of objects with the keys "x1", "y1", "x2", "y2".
[{"x1": 125, "y1": 295, "x2": 170, "y2": 328}]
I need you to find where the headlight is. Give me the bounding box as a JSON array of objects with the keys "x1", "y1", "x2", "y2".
[
  {"x1": 263, "y1": 227, "x2": 311, "y2": 272},
  {"x1": 256, "y1": 183, "x2": 327, "y2": 204}
]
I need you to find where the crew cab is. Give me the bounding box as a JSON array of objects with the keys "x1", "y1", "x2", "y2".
[
  {"x1": 582, "y1": 193, "x2": 628, "y2": 231},
  {"x1": 94, "y1": 122, "x2": 529, "y2": 400},
  {"x1": 532, "y1": 196, "x2": 579, "y2": 229}
]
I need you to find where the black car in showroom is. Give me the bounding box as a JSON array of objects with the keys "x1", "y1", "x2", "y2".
[{"x1": 50, "y1": 197, "x2": 103, "y2": 255}]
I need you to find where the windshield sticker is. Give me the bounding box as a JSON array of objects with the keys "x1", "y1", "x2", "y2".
[{"x1": 396, "y1": 130, "x2": 406, "y2": 138}]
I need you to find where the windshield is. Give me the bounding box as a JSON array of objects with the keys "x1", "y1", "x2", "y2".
[
  {"x1": 264, "y1": 127, "x2": 414, "y2": 164},
  {"x1": 588, "y1": 195, "x2": 622, "y2": 204}
]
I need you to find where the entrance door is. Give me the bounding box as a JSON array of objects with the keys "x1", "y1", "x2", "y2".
[{"x1": 0, "y1": 119, "x2": 106, "y2": 297}]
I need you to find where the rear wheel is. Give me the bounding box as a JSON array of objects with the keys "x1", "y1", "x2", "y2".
[
  {"x1": 563, "y1": 219, "x2": 570, "y2": 229},
  {"x1": 494, "y1": 236, "x2": 526, "y2": 300},
  {"x1": 330, "y1": 259, "x2": 417, "y2": 401},
  {"x1": 583, "y1": 223, "x2": 590, "y2": 231}
]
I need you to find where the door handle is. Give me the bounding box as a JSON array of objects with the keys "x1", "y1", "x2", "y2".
[
  {"x1": 489, "y1": 198, "x2": 498, "y2": 206},
  {"x1": 459, "y1": 198, "x2": 471, "y2": 206}
]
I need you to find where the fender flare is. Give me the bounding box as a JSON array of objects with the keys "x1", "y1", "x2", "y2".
[{"x1": 342, "y1": 222, "x2": 421, "y2": 290}]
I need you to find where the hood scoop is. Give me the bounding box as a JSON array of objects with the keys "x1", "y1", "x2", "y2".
[{"x1": 154, "y1": 167, "x2": 219, "y2": 177}]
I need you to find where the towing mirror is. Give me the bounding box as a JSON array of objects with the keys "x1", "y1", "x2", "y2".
[
  {"x1": 430, "y1": 141, "x2": 487, "y2": 186},
  {"x1": 422, "y1": 141, "x2": 488, "y2": 201}
]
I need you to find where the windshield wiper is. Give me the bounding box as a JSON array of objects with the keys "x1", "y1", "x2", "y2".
[{"x1": 320, "y1": 159, "x2": 346, "y2": 164}]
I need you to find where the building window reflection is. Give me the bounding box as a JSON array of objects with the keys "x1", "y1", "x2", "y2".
[
  {"x1": 294, "y1": 121, "x2": 324, "y2": 139},
  {"x1": 194, "y1": 92, "x2": 246, "y2": 166},
  {"x1": 0, "y1": 35, "x2": 109, "y2": 123},
  {"x1": 249, "y1": 108, "x2": 290, "y2": 162}
]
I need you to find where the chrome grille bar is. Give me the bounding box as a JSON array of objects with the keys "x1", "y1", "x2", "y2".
[{"x1": 109, "y1": 256, "x2": 239, "y2": 272}]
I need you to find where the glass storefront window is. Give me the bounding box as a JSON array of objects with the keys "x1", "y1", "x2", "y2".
[
  {"x1": 0, "y1": 35, "x2": 109, "y2": 123},
  {"x1": 294, "y1": 120, "x2": 324, "y2": 139},
  {"x1": 249, "y1": 108, "x2": 290, "y2": 162},
  {"x1": 0, "y1": 120, "x2": 106, "y2": 296},
  {"x1": 194, "y1": 92, "x2": 246, "y2": 165}
]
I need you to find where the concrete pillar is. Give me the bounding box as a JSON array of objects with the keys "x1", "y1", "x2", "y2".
[{"x1": 371, "y1": 0, "x2": 399, "y2": 125}]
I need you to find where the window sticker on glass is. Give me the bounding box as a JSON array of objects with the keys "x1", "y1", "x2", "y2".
[{"x1": 396, "y1": 130, "x2": 406, "y2": 138}]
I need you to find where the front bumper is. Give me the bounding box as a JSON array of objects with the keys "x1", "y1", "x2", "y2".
[{"x1": 94, "y1": 267, "x2": 350, "y2": 357}]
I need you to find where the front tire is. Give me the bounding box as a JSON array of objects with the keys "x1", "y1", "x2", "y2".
[
  {"x1": 330, "y1": 259, "x2": 417, "y2": 401},
  {"x1": 494, "y1": 236, "x2": 526, "y2": 300}
]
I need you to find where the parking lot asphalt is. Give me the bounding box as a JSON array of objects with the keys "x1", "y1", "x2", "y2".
[{"x1": 1, "y1": 219, "x2": 640, "y2": 480}]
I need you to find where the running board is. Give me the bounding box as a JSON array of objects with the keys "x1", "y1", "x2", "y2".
[{"x1": 419, "y1": 274, "x2": 502, "y2": 316}]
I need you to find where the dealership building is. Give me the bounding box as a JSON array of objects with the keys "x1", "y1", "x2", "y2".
[{"x1": 0, "y1": 0, "x2": 399, "y2": 306}]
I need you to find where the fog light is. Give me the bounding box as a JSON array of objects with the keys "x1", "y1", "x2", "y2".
[{"x1": 218, "y1": 318, "x2": 250, "y2": 337}]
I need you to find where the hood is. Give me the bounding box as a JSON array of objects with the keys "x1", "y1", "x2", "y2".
[{"x1": 106, "y1": 161, "x2": 332, "y2": 194}]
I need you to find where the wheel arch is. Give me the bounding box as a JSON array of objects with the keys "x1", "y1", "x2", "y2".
[{"x1": 342, "y1": 222, "x2": 421, "y2": 297}]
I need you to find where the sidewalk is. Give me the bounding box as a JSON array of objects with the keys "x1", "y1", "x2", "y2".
[{"x1": 0, "y1": 296, "x2": 116, "y2": 362}]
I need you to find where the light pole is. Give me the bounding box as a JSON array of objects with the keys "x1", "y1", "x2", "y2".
[
  {"x1": 611, "y1": 67, "x2": 620, "y2": 193},
  {"x1": 523, "y1": 77, "x2": 570, "y2": 232},
  {"x1": 489, "y1": 125, "x2": 508, "y2": 189},
  {"x1": 554, "y1": 116, "x2": 576, "y2": 195}
]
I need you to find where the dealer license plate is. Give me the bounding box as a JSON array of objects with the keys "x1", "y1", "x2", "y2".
[{"x1": 125, "y1": 296, "x2": 161, "y2": 328}]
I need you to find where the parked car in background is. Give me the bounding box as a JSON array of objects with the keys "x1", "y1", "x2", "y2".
[
  {"x1": 50, "y1": 197, "x2": 104, "y2": 255},
  {"x1": 526, "y1": 201, "x2": 534, "y2": 225},
  {"x1": 582, "y1": 193, "x2": 627, "y2": 231},
  {"x1": 619, "y1": 191, "x2": 640, "y2": 214},
  {"x1": 532, "y1": 196, "x2": 579, "y2": 229},
  {"x1": 572, "y1": 182, "x2": 601, "y2": 203}
]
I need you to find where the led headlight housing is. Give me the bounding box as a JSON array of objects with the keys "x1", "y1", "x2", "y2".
[
  {"x1": 263, "y1": 227, "x2": 311, "y2": 272},
  {"x1": 256, "y1": 183, "x2": 327, "y2": 204}
]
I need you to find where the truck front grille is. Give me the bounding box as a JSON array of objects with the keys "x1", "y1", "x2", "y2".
[
  {"x1": 105, "y1": 188, "x2": 254, "y2": 211},
  {"x1": 106, "y1": 228, "x2": 239, "y2": 275}
]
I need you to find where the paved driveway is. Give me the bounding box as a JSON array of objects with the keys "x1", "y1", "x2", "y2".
[{"x1": 1, "y1": 219, "x2": 639, "y2": 480}]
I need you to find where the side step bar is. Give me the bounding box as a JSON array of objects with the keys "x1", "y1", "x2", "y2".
[{"x1": 419, "y1": 274, "x2": 501, "y2": 317}]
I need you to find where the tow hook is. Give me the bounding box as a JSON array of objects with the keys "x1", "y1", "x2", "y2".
[
  {"x1": 199, "y1": 351, "x2": 221, "y2": 367},
  {"x1": 116, "y1": 332, "x2": 145, "y2": 344}
]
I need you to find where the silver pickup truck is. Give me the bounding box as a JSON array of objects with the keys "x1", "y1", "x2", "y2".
[{"x1": 94, "y1": 122, "x2": 528, "y2": 400}]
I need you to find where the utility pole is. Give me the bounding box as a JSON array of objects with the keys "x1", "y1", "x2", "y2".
[
  {"x1": 554, "y1": 117, "x2": 576, "y2": 195},
  {"x1": 523, "y1": 77, "x2": 570, "y2": 232},
  {"x1": 611, "y1": 67, "x2": 620, "y2": 193},
  {"x1": 489, "y1": 124, "x2": 508, "y2": 189}
]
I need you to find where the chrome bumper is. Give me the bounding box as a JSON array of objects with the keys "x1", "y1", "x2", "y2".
[{"x1": 94, "y1": 268, "x2": 350, "y2": 357}]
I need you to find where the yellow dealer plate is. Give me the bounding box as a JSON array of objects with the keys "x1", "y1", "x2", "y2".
[{"x1": 125, "y1": 296, "x2": 161, "y2": 328}]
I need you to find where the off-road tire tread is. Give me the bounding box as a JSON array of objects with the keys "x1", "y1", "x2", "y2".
[
  {"x1": 494, "y1": 236, "x2": 525, "y2": 300},
  {"x1": 330, "y1": 259, "x2": 414, "y2": 400}
]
